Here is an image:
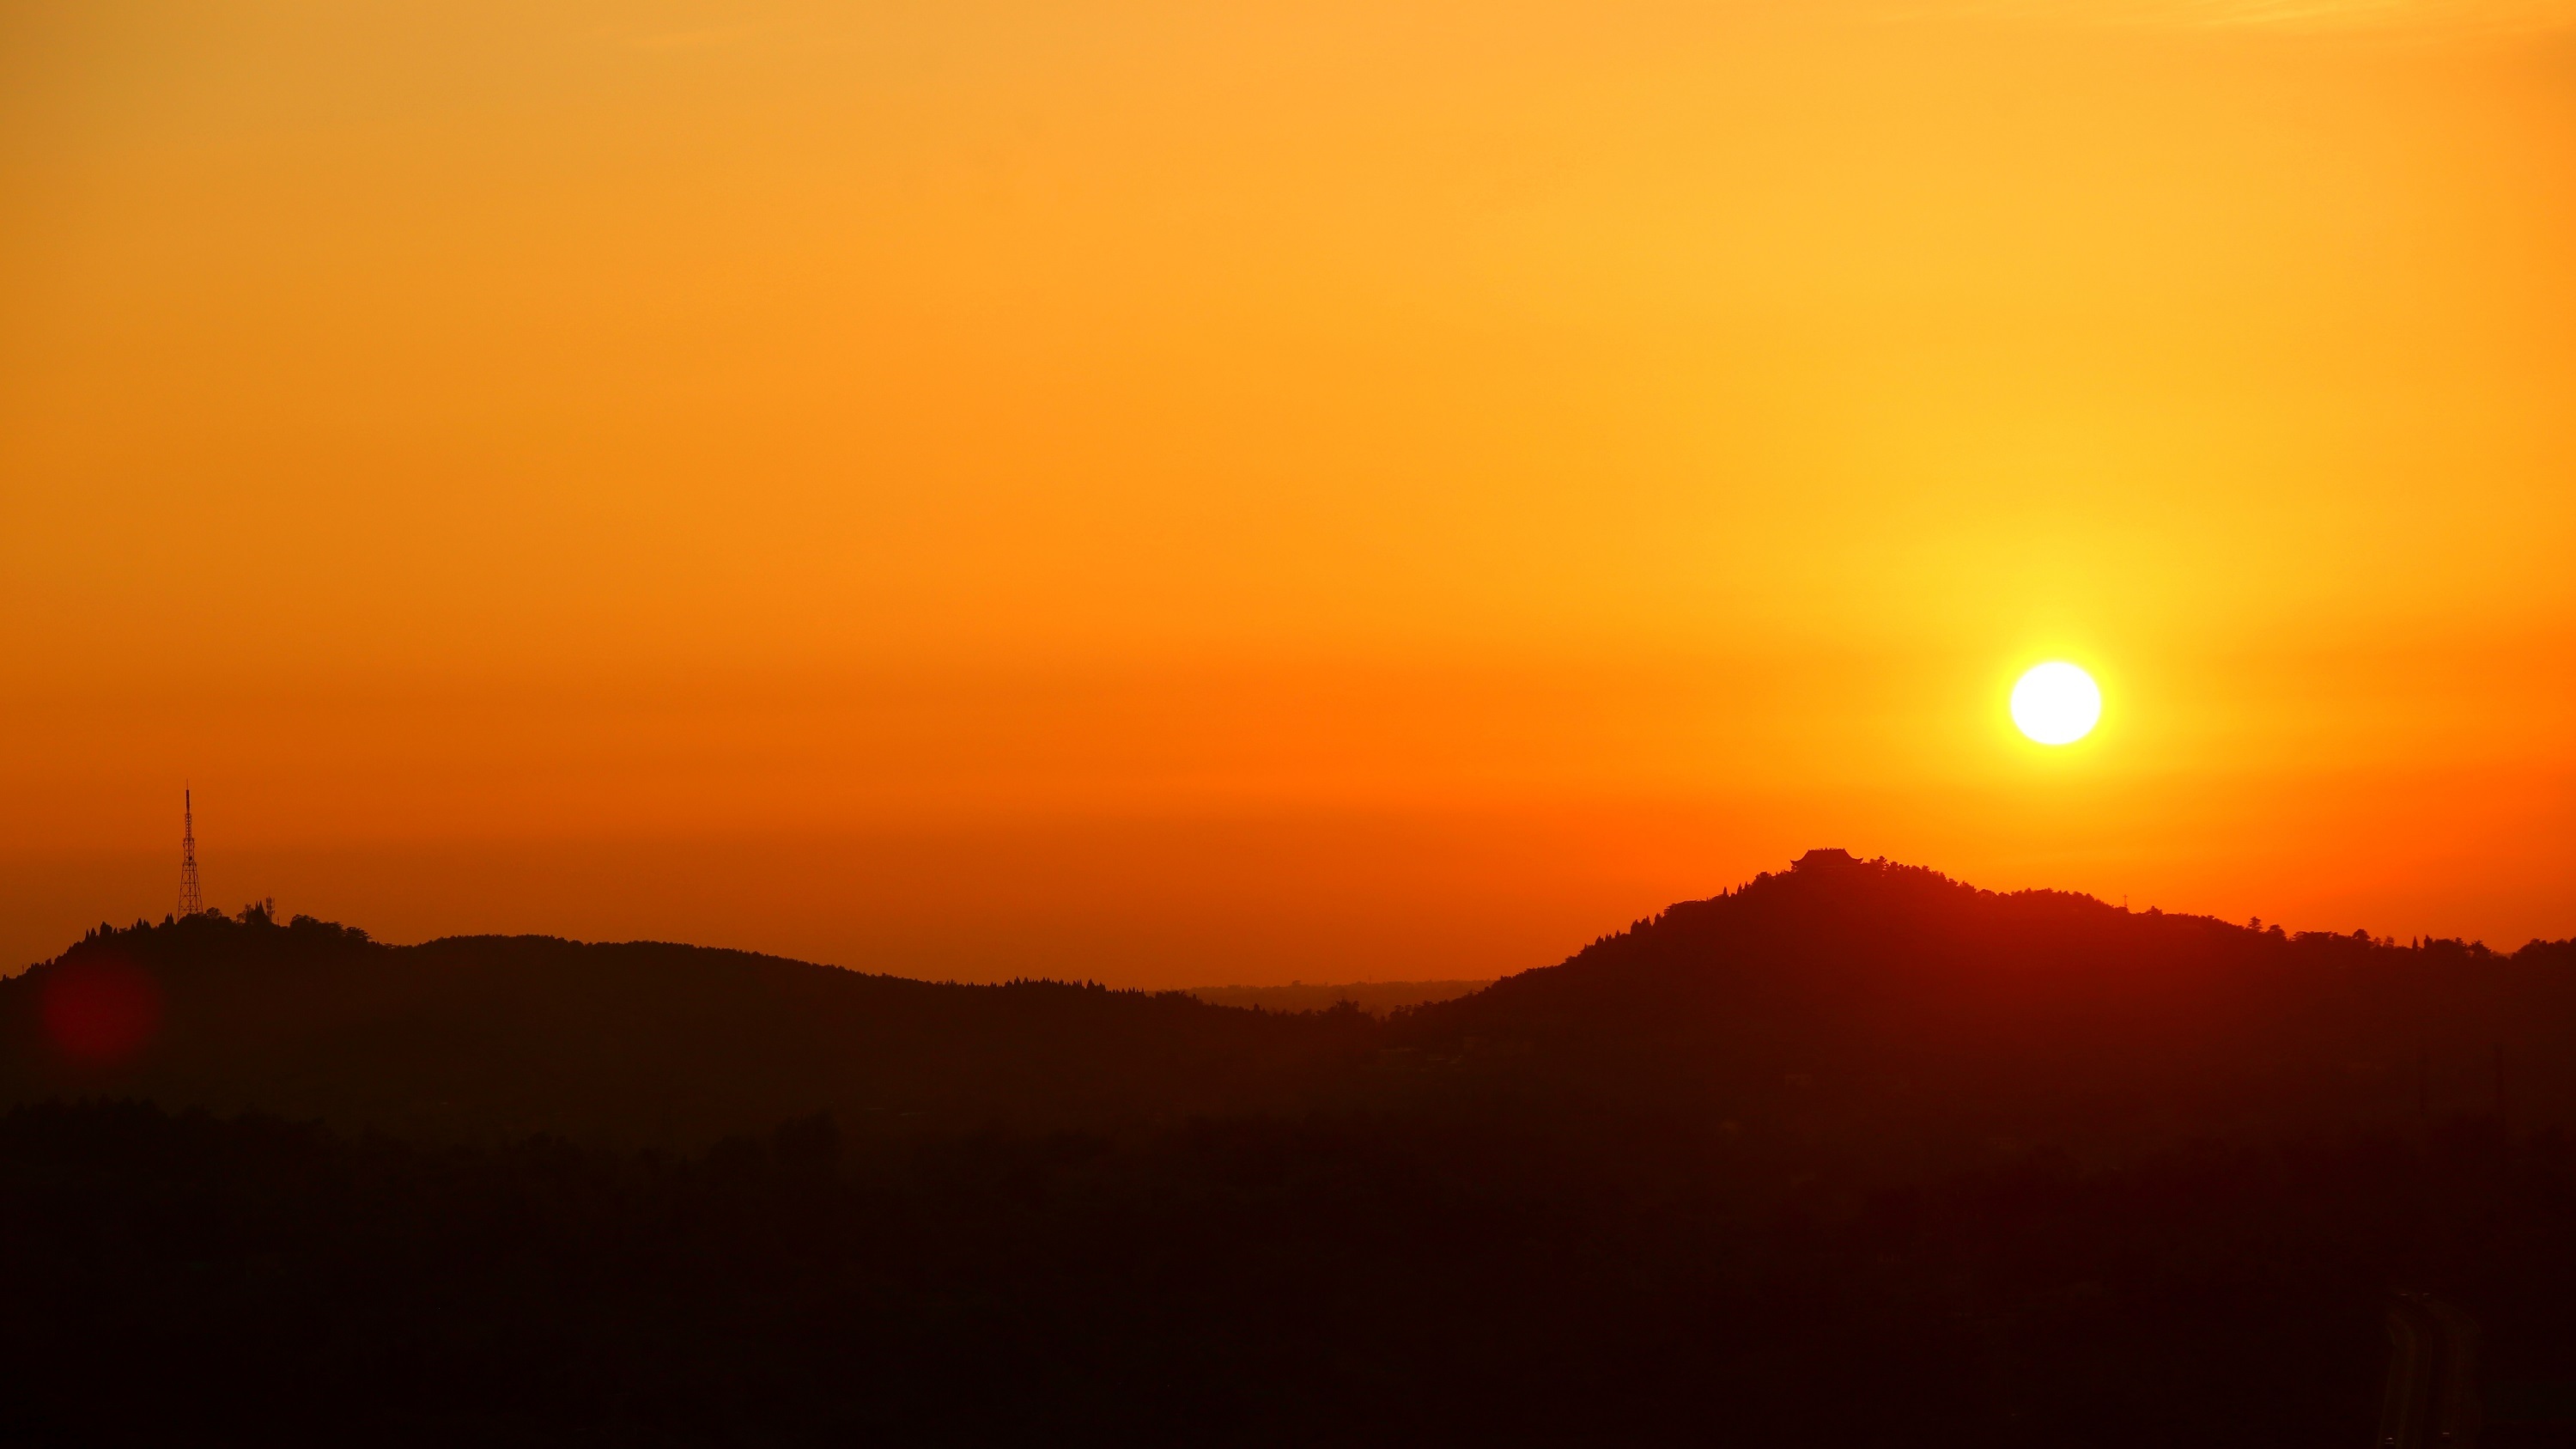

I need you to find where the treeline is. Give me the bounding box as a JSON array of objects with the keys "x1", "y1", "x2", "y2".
[
  {"x1": 0, "y1": 910, "x2": 1376, "y2": 1147},
  {"x1": 5, "y1": 1099, "x2": 2576, "y2": 1446},
  {"x1": 1388, "y1": 855, "x2": 2576, "y2": 1174},
  {"x1": 15, "y1": 861, "x2": 2576, "y2": 1167},
  {"x1": 9, "y1": 856, "x2": 2576, "y2": 1440}
]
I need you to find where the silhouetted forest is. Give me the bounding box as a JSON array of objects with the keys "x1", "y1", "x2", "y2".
[
  {"x1": 0, "y1": 911, "x2": 1376, "y2": 1146},
  {"x1": 6, "y1": 1101, "x2": 2576, "y2": 1445},
  {"x1": 5, "y1": 851, "x2": 2575, "y2": 1444}
]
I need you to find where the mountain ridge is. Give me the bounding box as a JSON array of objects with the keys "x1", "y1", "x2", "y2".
[{"x1": 7, "y1": 851, "x2": 2572, "y2": 1158}]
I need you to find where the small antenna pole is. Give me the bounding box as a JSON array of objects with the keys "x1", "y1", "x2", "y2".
[{"x1": 179, "y1": 788, "x2": 204, "y2": 916}]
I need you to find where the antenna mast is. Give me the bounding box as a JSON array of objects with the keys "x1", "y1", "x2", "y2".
[{"x1": 179, "y1": 788, "x2": 203, "y2": 916}]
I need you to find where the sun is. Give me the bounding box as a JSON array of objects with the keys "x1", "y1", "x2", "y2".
[{"x1": 2010, "y1": 662, "x2": 2101, "y2": 746}]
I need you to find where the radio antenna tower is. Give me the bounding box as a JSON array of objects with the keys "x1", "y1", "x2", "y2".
[{"x1": 179, "y1": 788, "x2": 204, "y2": 916}]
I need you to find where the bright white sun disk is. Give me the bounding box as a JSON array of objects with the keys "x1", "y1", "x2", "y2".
[{"x1": 2011, "y1": 662, "x2": 2101, "y2": 746}]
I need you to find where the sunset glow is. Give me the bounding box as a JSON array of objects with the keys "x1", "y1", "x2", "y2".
[
  {"x1": 15, "y1": 7, "x2": 2576, "y2": 1441},
  {"x1": 4, "y1": 0, "x2": 2573, "y2": 982}
]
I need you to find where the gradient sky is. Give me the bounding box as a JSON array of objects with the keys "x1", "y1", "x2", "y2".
[{"x1": 4, "y1": 0, "x2": 2573, "y2": 984}]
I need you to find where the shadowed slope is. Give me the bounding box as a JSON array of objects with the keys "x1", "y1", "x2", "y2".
[
  {"x1": 0, "y1": 911, "x2": 1373, "y2": 1145},
  {"x1": 1389, "y1": 850, "x2": 2576, "y2": 1166},
  {"x1": 6, "y1": 855, "x2": 2572, "y2": 1160}
]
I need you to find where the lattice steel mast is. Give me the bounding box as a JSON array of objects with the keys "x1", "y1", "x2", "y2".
[{"x1": 179, "y1": 788, "x2": 203, "y2": 916}]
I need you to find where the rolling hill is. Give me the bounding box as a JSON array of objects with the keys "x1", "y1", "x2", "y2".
[
  {"x1": 0, "y1": 911, "x2": 1372, "y2": 1146},
  {"x1": 7, "y1": 853, "x2": 2576, "y2": 1444},
  {"x1": 1388, "y1": 849, "x2": 2576, "y2": 1167},
  {"x1": 7, "y1": 850, "x2": 2571, "y2": 1162}
]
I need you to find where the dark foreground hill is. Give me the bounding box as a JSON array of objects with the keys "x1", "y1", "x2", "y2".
[
  {"x1": 6, "y1": 1100, "x2": 2576, "y2": 1446},
  {"x1": 7, "y1": 850, "x2": 2574, "y2": 1161},
  {"x1": 1386, "y1": 849, "x2": 2576, "y2": 1172},
  {"x1": 6, "y1": 855, "x2": 2576, "y2": 1444}
]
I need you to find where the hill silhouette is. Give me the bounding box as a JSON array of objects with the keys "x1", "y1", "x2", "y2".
[
  {"x1": 7, "y1": 855, "x2": 2576, "y2": 1444},
  {"x1": 1383, "y1": 849, "x2": 2576, "y2": 1170},
  {"x1": 0, "y1": 910, "x2": 1372, "y2": 1146},
  {"x1": 7, "y1": 851, "x2": 2573, "y2": 1160}
]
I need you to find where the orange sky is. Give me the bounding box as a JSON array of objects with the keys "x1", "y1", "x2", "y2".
[{"x1": 4, "y1": 0, "x2": 2573, "y2": 983}]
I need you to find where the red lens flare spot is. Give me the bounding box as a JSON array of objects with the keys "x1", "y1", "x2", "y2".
[{"x1": 41, "y1": 959, "x2": 163, "y2": 1065}]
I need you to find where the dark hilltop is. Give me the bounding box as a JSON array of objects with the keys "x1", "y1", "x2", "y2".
[
  {"x1": 4, "y1": 852, "x2": 2574, "y2": 1446},
  {"x1": 11, "y1": 849, "x2": 2570, "y2": 1154}
]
